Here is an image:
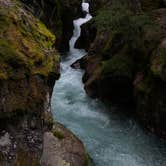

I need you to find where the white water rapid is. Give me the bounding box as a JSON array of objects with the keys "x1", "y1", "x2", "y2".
[
  {"x1": 51, "y1": 1, "x2": 166, "y2": 166},
  {"x1": 69, "y1": 1, "x2": 92, "y2": 52}
]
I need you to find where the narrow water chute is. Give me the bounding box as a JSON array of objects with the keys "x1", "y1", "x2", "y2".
[
  {"x1": 51, "y1": 0, "x2": 166, "y2": 165},
  {"x1": 69, "y1": 0, "x2": 92, "y2": 52}
]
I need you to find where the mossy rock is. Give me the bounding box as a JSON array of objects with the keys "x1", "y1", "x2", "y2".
[
  {"x1": 52, "y1": 129, "x2": 64, "y2": 140},
  {"x1": 42, "y1": 111, "x2": 54, "y2": 129},
  {"x1": 84, "y1": 153, "x2": 93, "y2": 166},
  {"x1": 101, "y1": 50, "x2": 133, "y2": 79},
  {"x1": 134, "y1": 71, "x2": 166, "y2": 137},
  {"x1": 0, "y1": 0, "x2": 59, "y2": 80}
]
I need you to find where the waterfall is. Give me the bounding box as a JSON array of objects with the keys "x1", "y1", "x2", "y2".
[
  {"x1": 51, "y1": 0, "x2": 166, "y2": 166},
  {"x1": 69, "y1": 0, "x2": 92, "y2": 52},
  {"x1": 82, "y1": 1, "x2": 90, "y2": 13}
]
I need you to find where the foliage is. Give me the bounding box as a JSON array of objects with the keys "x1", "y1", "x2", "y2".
[
  {"x1": 94, "y1": 0, "x2": 159, "y2": 49},
  {"x1": 52, "y1": 129, "x2": 64, "y2": 140},
  {"x1": 102, "y1": 51, "x2": 133, "y2": 79}
]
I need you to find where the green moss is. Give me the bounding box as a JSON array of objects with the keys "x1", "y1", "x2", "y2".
[
  {"x1": 0, "y1": 39, "x2": 27, "y2": 79},
  {"x1": 135, "y1": 80, "x2": 146, "y2": 93},
  {"x1": 94, "y1": 0, "x2": 159, "y2": 51},
  {"x1": 52, "y1": 129, "x2": 64, "y2": 140},
  {"x1": 43, "y1": 111, "x2": 54, "y2": 129},
  {"x1": 0, "y1": 15, "x2": 11, "y2": 31},
  {"x1": 36, "y1": 21, "x2": 55, "y2": 43},
  {"x1": 94, "y1": 1, "x2": 131, "y2": 31},
  {"x1": 102, "y1": 51, "x2": 133, "y2": 79},
  {"x1": 0, "y1": 40, "x2": 24, "y2": 63},
  {"x1": 32, "y1": 51, "x2": 60, "y2": 77},
  {"x1": 84, "y1": 153, "x2": 92, "y2": 166},
  {"x1": 92, "y1": 0, "x2": 161, "y2": 82},
  {"x1": 102, "y1": 32, "x2": 114, "y2": 53},
  {"x1": 135, "y1": 71, "x2": 155, "y2": 96},
  {"x1": 0, "y1": 1, "x2": 59, "y2": 79}
]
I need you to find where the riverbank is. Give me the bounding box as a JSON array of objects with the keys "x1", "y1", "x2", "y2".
[{"x1": 0, "y1": 0, "x2": 89, "y2": 165}]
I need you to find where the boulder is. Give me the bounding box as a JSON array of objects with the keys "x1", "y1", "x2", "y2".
[{"x1": 41, "y1": 123, "x2": 89, "y2": 166}]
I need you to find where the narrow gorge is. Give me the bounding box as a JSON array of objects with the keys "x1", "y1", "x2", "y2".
[
  {"x1": 52, "y1": 0, "x2": 166, "y2": 166},
  {"x1": 0, "y1": 0, "x2": 166, "y2": 166}
]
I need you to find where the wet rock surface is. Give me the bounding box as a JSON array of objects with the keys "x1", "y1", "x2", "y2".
[
  {"x1": 20, "y1": 0, "x2": 82, "y2": 51},
  {"x1": 41, "y1": 123, "x2": 88, "y2": 166},
  {"x1": 75, "y1": 0, "x2": 166, "y2": 138},
  {"x1": 0, "y1": 114, "x2": 42, "y2": 165},
  {"x1": 0, "y1": 0, "x2": 89, "y2": 165}
]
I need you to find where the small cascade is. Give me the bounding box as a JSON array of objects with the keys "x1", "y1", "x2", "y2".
[
  {"x1": 51, "y1": 0, "x2": 166, "y2": 166},
  {"x1": 69, "y1": 0, "x2": 92, "y2": 52},
  {"x1": 82, "y1": 1, "x2": 90, "y2": 13}
]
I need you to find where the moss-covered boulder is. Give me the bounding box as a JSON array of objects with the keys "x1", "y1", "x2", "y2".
[
  {"x1": 0, "y1": 0, "x2": 60, "y2": 115},
  {"x1": 20, "y1": 0, "x2": 63, "y2": 48},
  {"x1": 80, "y1": 0, "x2": 161, "y2": 104},
  {"x1": 78, "y1": 0, "x2": 166, "y2": 137},
  {"x1": 0, "y1": 0, "x2": 59, "y2": 164},
  {"x1": 134, "y1": 37, "x2": 166, "y2": 137}
]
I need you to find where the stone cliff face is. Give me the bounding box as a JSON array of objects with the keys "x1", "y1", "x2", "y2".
[
  {"x1": 0, "y1": 0, "x2": 60, "y2": 113},
  {"x1": 0, "y1": 0, "x2": 89, "y2": 165},
  {"x1": 75, "y1": 0, "x2": 166, "y2": 138},
  {"x1": 0, "y1": 0, "x2": 60, "y2": 114},
  {"x1": 21, "y1": 0, "x2": 82, "y2": 51}
]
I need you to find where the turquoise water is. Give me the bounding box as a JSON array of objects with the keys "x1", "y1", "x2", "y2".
[
  {"x1": 51, "y1": 48, "x2": 166, "y2": 166},
  {"x1": 51, "y1": 1, "x2": 166, "y2": 165}
]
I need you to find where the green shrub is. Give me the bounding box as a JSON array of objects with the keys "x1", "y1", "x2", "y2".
[{"x1": 94, "y1": 0, "x2": 159, "y2": 49}]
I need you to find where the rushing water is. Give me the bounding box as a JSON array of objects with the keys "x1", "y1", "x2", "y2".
[{"x1": 51, "y1": 1, "x2": 166, "y2": 166}]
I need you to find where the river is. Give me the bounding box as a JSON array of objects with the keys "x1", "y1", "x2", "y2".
[{"x1": 51, "y1": 1, "x2": 166, "y2": 165}]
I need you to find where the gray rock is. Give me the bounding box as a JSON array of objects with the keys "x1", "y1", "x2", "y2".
[
  {"x1": 41, "y1": 123, "x2": 88, "y2": 166},
  {"x1": 41, "y1": 132, "x2": 70, "y2": 166},
  {"x1": 0, "y1": 133, "x2": 11, "y2": 147}
]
